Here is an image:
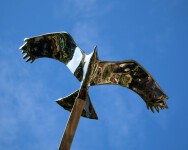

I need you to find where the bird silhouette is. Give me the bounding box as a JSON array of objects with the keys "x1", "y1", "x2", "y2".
[{"x1": 20, "y1": 32, "x2": 169, "y2": 119}]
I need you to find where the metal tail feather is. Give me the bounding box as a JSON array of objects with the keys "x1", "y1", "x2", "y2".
[{"x1": 56, "y1": 90, "x2": 98, "y2": 120}]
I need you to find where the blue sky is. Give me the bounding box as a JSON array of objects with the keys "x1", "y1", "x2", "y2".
[{"x1": 0, "y1": 0, "x2": 187, "y2": 150}]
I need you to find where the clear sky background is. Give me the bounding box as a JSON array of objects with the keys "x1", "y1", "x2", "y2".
[{"x1": 0, "y1": 0, "x2": 187, "y2": 150}]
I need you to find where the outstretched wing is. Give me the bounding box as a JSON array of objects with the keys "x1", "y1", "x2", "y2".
[
  {"x1": 90, "y1": 60, "x2": 169, "y2": 113},
  {"x1": 20, "y1": 32, "x2": 86, "y2": 82}
]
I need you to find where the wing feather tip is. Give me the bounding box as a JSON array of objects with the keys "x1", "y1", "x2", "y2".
[{"x1": 19, "y1": 42, "x2": 27, "y2": 50}]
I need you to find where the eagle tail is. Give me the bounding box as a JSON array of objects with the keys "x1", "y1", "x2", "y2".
[{"x1": 56, "y1": 90, "x2": 98, "y2": 120}]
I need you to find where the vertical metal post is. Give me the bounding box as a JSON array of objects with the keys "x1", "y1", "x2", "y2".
[{"x1": 58, "y1": 98, "x2": 86, "y2": 150}]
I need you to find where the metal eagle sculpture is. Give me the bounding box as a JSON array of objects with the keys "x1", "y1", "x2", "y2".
[{"x1": 20, "y1": 32, "x2": 168, "y2": 149}]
